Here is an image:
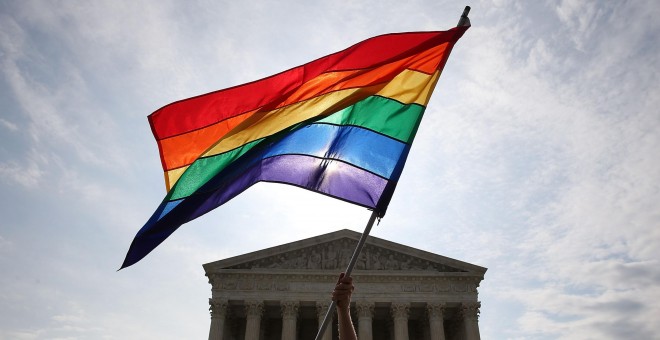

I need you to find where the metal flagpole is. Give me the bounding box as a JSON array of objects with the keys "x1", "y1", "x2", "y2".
[
  {"x1": 314, "y1": 7, "x2": 471, "y2": 339},
  {"x1": 458, "y1": 6, "x2": 471, "y2": 27},
  {"x1": 314, "y1": 210, "x2": 379, "y2": 340}
]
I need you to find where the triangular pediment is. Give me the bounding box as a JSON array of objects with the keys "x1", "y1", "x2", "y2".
[{"x1": 204, "y1": 229, "x2": 486, "y2": 276}]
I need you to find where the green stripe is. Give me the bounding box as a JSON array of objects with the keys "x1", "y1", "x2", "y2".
[
  {"x1": 316, "y1": 95, "x2": 425, "y2": 143},
  {"x1": 165, "y1": 139, "x2": 263, "y2": 201},
  {"x1": 167, "y1": 95, "x2": 425, "y2": 201}
]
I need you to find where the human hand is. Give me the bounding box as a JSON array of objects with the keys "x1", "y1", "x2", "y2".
[{"x1": 332, "y1": 272, "x2": 354, "y2": 309}]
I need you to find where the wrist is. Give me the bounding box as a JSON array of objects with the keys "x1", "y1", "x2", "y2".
[{"x1": 337, "y1": 304, "x2": 351, "y2": 312}]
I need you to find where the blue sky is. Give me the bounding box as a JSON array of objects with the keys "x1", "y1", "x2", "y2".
[{"x1": 1, "y1": 1, "x2": 658, "y2": 339}]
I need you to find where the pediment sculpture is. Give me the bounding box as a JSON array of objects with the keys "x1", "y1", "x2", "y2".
[{"x1": 225, "y1": 238, "x2": 464, "y2": 272}]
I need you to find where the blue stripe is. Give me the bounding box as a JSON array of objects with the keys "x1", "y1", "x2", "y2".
[{"x1": 261, "y1": 123, "x2": 406, "y2": 178}]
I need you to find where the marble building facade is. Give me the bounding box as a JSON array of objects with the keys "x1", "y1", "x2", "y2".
[{"x1": 204, "y1": 229, "x2": 486, "y2": 340}]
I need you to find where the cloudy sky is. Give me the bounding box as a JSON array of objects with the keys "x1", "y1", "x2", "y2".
[{"x1": 1, "y1": 1, "x2": 658, "y2": 339}]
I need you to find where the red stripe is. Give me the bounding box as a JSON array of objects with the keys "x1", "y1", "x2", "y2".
[{"x1": 148, "y1": 27, "x2": 467, "y2": 140}]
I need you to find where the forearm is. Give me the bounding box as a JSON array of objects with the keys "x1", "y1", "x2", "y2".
[{"x1": 337, "y1": 306, "x2": 357, "y2": 340}]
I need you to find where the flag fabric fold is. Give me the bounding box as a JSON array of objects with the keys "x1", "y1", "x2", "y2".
[{"x1": 122, "y1": 25, "x2": 469, "y2": 269}]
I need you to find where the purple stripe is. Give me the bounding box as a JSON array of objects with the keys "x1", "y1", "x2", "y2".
[
  {"x1": 200, "y1": 154, "x2": 388, "y2": 215},
  {"x1": 260, "y1": 154, "x2": 387, "y2": 207}
]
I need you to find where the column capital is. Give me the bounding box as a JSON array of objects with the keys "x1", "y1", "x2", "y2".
[
  {"x1": 281, "y1": 300, "x2": 300, "y2": 320},
  {"x1": 316, "y1": 301, "x2": 331, "y2": 319},
  {"x1": 209, "y1": 298, "x2": 228, "y2": 319},
  {"x1": 356, "y1": 301, "x2": 375, "y2": 318},
  {"x1": 460, "y1": 301, "x2": 481, "y2": 321},
  {"x1": 245, "y1": 300, "x2": 264, "y2": 317},
  {"x1": 426, "y1": 302, "x2": 446, "y2": 318},
  {"x1": 391, "y1": 302, "x2": 410, "y2": 340},
  {"x1": 390, "y1": 302, "x2": 410, "y2": 320},
  {"x1": 281, "y1": 301, "x2": 299, "y2": 340}
]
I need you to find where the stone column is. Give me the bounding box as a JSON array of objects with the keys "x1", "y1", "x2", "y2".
[
  {"x1": 244, "y1": 300, "x2": 264, "y2": 340},
  {"x1": 390, "y1": 302, "x2": 410, "y2": 340},
  {"x1": 281, "y1": 300, "x2": 299, "y2": 340},
  {"x1": 426, "y1": 302, "x2": 446, "y2": 340},
  {"x1": 356, "y1": 301, "x2": 375, "y2": 340},
  {"x1": 208, "y1": 298, "x2": 228, "y2": 340},
  {"x1": 421, "y1": 316, "x2": 431, "y2": 340},
  {"x1": 316, "y1": 301, "x2": 332, "y2": 340},
  {"x1": 461, "y1": 302, "x2": 481, "y2": 340}
]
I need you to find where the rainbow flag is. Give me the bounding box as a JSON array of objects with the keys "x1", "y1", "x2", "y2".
[{"x1": 121, "y1": 25, "x2": 469, "y2": 269}]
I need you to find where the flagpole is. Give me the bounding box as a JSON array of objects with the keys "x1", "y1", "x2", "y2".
[
  {"x1": 457, "y1": 6, "x2": 471, "y2": 27},
  {"x1": 314, "y1": 209, "x2": 379, "y2": 340},
  {"x1": 314, "y1": 7, "x2": 471, "y2": 339}
]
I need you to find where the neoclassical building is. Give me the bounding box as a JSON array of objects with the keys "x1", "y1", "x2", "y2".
[{"x1": 204, "y1": 229, "x2": 486, "y2": 340}]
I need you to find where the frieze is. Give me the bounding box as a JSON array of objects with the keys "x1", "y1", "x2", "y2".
[
  {"x1": 452, "y1": 282, "x2": 467, "y2": 292},
  {"x1": 257, "y1": 281, "x2": 271, "y2": 290},
  {"x1": 436, "y1": 281, "x2": 451, "y2": 292},
  {"x1": 275, "y1": 281, "x2": 289, "y2": 291},
  {"x1": 238, "y1": 280, "x2": 254, "y2": 290},
  {"x1": 209, "y1": 273, "x2": 479, "y2": 294},
  {"x1": 224, "y1": 239, "x2": 464, "y2": 273},
  {"x1": 289, "y1": 282, "x2": 338, "y2": 292},
  {"x1": 419, "y1": 284, "x2": 434, "y2": 292},
  {"x1": 218, "y1": 279, "x2": 235, "y2": 290},
  {"x1": 401, "y1": 283, "x2": 416, "y2": 292}
]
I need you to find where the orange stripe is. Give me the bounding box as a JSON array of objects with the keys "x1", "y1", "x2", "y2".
[{"x1": 158, "y1": 109, "x2": 258, "y2": 171}]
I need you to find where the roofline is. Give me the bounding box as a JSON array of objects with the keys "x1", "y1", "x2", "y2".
[{"x1": 203, "y1": 229, "x2": 487, "y2": 275}]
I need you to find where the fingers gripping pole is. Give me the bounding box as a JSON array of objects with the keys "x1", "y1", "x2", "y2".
[{"x1": 314, "y1": 210, "x2": 379, "y2": 340}]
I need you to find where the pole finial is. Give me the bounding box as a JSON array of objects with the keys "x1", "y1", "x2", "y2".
[{"x1": 457, "y1": 6, "x2": 471, "y2": 27}]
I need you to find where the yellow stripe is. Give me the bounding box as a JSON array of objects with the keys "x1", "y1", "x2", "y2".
[
  {"x1": 165, "y1": 167, "x2": 187, "y2": 191},
  {"x1": 165, "y1": 69, "x2": 439, "y2": 190},
  {"x1": 377, "y1": 69, "x2": 440, "y2": 106}
]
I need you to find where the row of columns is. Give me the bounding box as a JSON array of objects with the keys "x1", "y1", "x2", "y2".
[{"x1": 209, "y1": 299, "x2": 480, "y2": 340}]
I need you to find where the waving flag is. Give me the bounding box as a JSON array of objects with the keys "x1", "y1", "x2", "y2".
[{"x1": 122, "y1": 25, "x2": 469, "y2": 269}]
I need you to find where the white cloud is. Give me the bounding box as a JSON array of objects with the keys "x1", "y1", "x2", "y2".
[
  {"x1": 0, "y1": 13, "x2": 130, "y2": 172},
  {"x1": 0, "y1": 149, "x2": 46, "y2": 188},
  {"x1": 0, "y1": 118, "x2": 18, "y2": 131}
]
